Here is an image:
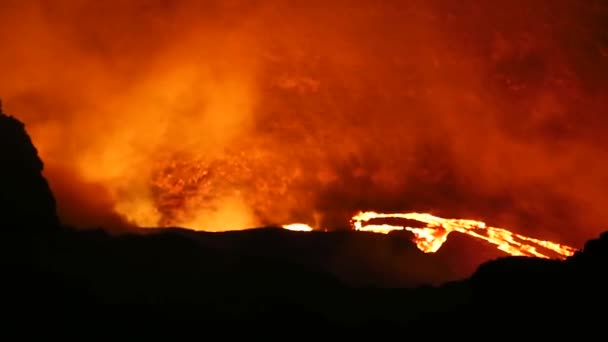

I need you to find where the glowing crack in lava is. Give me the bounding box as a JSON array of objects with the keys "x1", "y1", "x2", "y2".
[{"x1": 348, "y1": 211, "x2": 578, "y2": 260}]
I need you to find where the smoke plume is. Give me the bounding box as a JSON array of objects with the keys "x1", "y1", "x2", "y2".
[{"x1": 1, "y1": 0, "x2": 607, "y2": 247}]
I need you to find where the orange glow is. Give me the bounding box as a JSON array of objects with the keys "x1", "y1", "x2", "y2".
[{"x1": 0, "y1": 1, "x2": 607, "y2": 249}]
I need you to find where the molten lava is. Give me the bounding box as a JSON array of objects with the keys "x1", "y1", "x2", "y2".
[
  {"x1": 282, "y1": 223, "x2": 314, "y2": 232},
  {"x1": 350, "y1": 211, "x2": 577, "y2": 259},
  {"x1": 283, "y1": 211, "x2": 578, "y2": 260}
]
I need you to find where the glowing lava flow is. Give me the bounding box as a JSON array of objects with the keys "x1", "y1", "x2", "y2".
[
  {"x1": 350, "y1": 211, "x2": 578, "y2": 259},
  {"x1": 282, "y1": 223, "x2": 314, "y2": 232}
]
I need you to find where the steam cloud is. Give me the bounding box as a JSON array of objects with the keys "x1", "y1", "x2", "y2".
[{"x1": 1, "y1": 0, "x2": 607, "y2": 246}]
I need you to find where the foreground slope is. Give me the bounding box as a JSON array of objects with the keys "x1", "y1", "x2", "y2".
[{"x1": 166, "y1": 226, "x2": 504, "y2": 287}]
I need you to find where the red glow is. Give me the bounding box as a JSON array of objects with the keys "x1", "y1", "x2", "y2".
[{"x1": 0, "y1": 1, "x2": 606, "y2": 254}]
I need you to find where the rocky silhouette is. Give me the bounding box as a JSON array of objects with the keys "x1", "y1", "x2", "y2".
[
  {"x1": 0, "y1": 101, "x2": 59, "y2": 230},
  {"x1": 1, "y1": 108, "x2": 606, "y2": 331}
]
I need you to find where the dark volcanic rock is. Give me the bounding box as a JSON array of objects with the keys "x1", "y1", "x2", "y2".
[
  {"x1": 579, "y1": 231, "x2": 608, "y2": 261},
  {"x1": 168, "y1": 227, "x2": 473, "y2": 287},
  {"x1": 0, "y1": 102, "x2": 59, "y2": 229}
]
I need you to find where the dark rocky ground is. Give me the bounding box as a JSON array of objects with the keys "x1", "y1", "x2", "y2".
[{"x1": 1, "y1": 108, "x2": 605, "y2": 333}]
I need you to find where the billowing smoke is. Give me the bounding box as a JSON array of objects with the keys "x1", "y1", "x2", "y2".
[{"x1": 1, "y1": 0, "x2": 607, "y2": 246}]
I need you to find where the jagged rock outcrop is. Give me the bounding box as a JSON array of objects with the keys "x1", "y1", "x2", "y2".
[
  {"x1": 0, "y1": 102, "x2": 59, "y2": 229},
  {"x1": 578, "y1": 231, "x2": 608, "y2": 261}
]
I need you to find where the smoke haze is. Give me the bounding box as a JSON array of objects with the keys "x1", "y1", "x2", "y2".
[{"x1": 1, "y1": 0, "x2": 607, "y2": 247}]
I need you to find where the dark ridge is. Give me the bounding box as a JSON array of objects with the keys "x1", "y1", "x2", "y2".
[{"x1": 0, "y1": 107, "x2": 606, "y2": 333}]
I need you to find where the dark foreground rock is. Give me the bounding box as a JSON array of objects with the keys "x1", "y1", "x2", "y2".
[{"x1": 4, "y1": 226, "x2": 607, "y2": 332}]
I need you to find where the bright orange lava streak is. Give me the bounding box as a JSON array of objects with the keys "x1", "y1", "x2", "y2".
[
  {"x1": 282, "y1": 223, "x2": 314, "y2": 232},
  {"x1": 283, "y1": 211, "x2": 578, "y2": 260},
  {"x1": 350, "y1": 211, "x2": 577, "y2": 259}
]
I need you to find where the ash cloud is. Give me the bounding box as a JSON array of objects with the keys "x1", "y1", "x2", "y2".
[{"x1": 1, "y1": 0, "x2": 607, "y2": 247}]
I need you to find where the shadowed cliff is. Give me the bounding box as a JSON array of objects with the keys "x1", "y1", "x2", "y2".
[{"x1": 0, "y1": 102, "x2": 59, "y2": 229}]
